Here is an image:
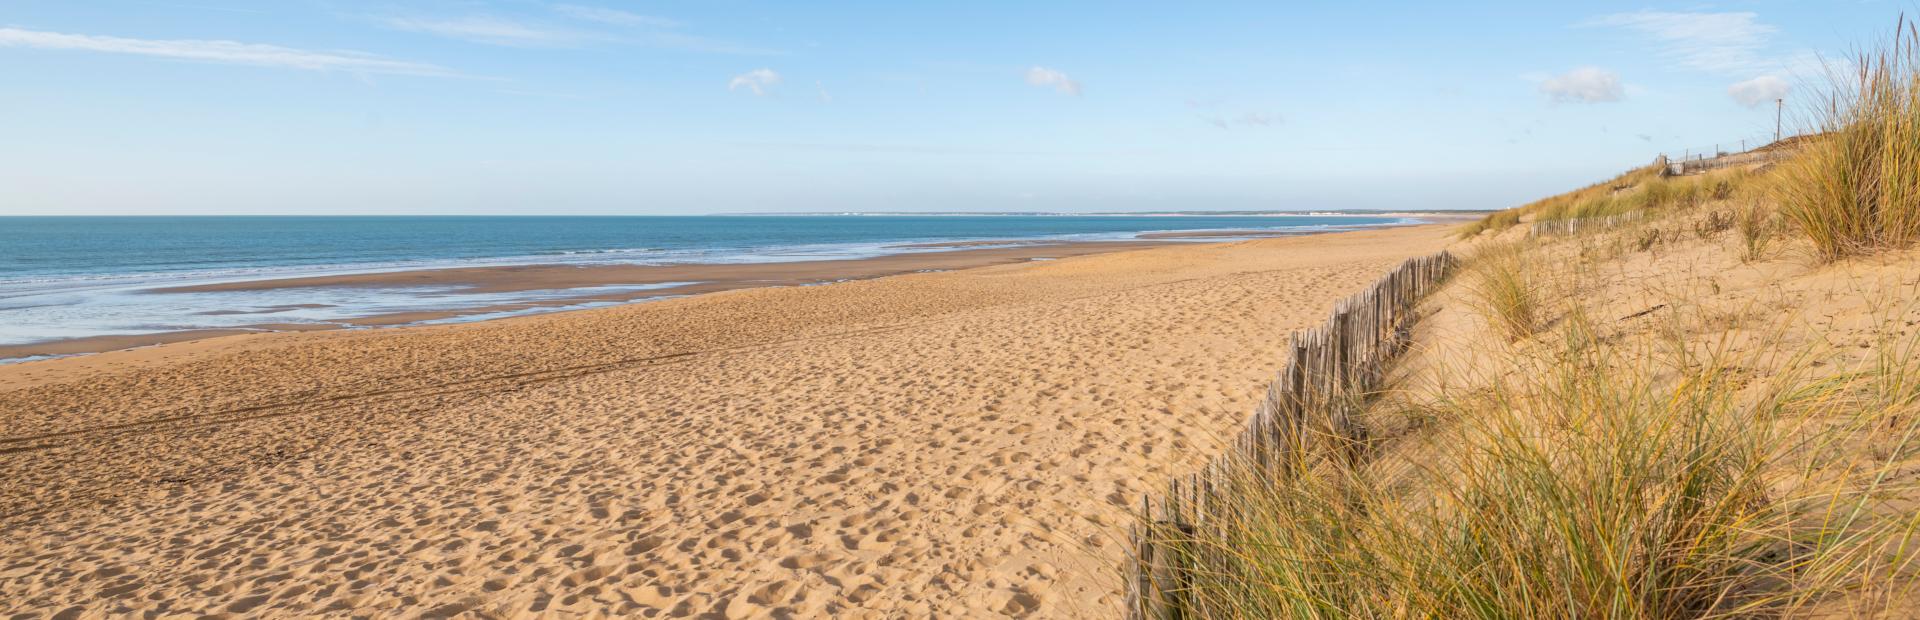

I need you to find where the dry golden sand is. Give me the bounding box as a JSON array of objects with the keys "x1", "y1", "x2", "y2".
[{"x1": 0, "y1": 225, "x2": 1452, "y2": 618}]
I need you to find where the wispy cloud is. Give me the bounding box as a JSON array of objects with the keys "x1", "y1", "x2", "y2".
[
  {"x1": 1728, "y1": 75, "x2": 1790, "y2": 107},
  {"x1": 1539, "y1": 67, "x2": 1625, "y2": 104},
  {"x1": 494, "y1": 88, "x2": 590, "y2": 101},
  {"x1": 0, "y1": 26, "x2": 454, "y2": 76},
  {"x1": 629, "y1": 31, "x2": 783, "y2": 56},
  {"x1": 816, "y1": 80, "x2": 833, "y2": 103},
  {"x1": 1209, "y1": 111, "x2": 1280, "y2": 130},
  {"x1": 552, "y1": 4, "x2": 681, "y2": 29},
  {"x1": 1586, "y1": 10, "x2": 1824, "y2": 107},
  {"x1": 383, "y1": 10, "x2": 780, "y2": 55},
  {"x1": 1586, "y1": 11, "x2": 1777, "y2": 73},
  {"x1": 1025, "y1": 66, "x2": 1082, "y2": 96},
  {"x1": 1185, "y1": 98, "x2": 1279, "y2": 129},
  {"x1": 727, "y1": 141, "x2": 1051, "y2": 156},
  {"x1": 729, "y1": 68, "x2": 780, "y2": 96},
  {"x1": 380, "y1": 16, "x2": 588, "y2": 47},
  {"x1": 135, "y1": 2, "x2": 268, "y2": 14}
]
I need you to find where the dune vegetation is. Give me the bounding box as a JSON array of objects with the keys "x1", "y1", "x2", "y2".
[
  {"x1": 1137, "y1": 21, "x2": 1920, "y2": 619},
  {"x1": 1776, "y1": 22, "x2": 1920, "y2": 261}
]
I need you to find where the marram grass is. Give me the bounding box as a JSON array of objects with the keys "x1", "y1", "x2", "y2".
[
  {"x1": 1465, "y1": 242, "x2": 1538, "y2": 342},
  {"x1": 1138, "y1": 296, "x2": 1920, "y2": 618},
  {"x1": 1776, "y1": 21, "x2": 1920, "y2": 261}
]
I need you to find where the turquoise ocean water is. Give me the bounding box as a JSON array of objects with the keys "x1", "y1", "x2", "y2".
[{"x1": 0, "y1": 215, "x2": 1414, "y2": 356}]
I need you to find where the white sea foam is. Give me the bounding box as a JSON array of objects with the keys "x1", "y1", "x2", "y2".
[{"x1": 0, "y1": 281, "x2": 699, "y2": 353}]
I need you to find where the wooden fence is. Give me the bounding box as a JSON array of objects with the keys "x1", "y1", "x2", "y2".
[
  {"x1": 1529, "y1": 212, "x2": 1641, "y2": 236},
  {"x1": 1657, "y1": 138, "x2": 1798, "y2": 176},
  {"x1": 1122, "y1": 251, "x2": 1457, "y2": 619}
]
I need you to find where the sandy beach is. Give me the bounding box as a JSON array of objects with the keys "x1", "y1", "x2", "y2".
[
  {"x1": 0, "y1": 224, "x2": 1453, "y2": 617},
  {"x1": 16, "y1": 2, "x2": 1919, "y2": 616}
]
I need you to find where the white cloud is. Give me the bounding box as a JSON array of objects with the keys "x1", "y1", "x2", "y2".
[
  {"x1": 551, "y1": 4, "x2": 682, "y2": 29},
  {"x1": 729, "y1": 68, "x2": 780, "y2": 96},
  {"x1": 381, "y1": 16, "x2": 584, "y2": 47},
  {"x1": 1587, "y1": 11, "x2": 1777, "y2": 73},
  {"x1": 1025, "y1": 66, "x2": 1082, "y2": 96},
  {"x1": 1728, "y1": 75, "x2": 1790, "y2": 107},
  {"x1": 1539, "y1": 67, "x2": 1624, "y2": 104},
  {"x1": 816, "y1": 80, "x2": 832, "y2": 103},
  {"x1": 0, "y1": 26, "x2": 453, "y2": 76}
]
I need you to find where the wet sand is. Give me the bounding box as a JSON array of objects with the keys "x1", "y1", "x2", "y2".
[
  {"x1": 0, "y1": 225, "x2": 1454, "y2": 617},
  {"x1": 0, "y1": 324, "x2": 335, "y2": 362},
  {"x1": 158, "y1": 242, "x2": 1164, "y2": 296},
  {"x1": 0, "y1": 241, "x2": 1160, "y2": 360},
  {"x1": 1134, "y1": 230, "x2": 1305, "y2": 240}
]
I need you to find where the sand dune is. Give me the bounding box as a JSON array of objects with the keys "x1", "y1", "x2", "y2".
[{"x1": 0, "y1": 225, "x2": 1452, "y2": 618}]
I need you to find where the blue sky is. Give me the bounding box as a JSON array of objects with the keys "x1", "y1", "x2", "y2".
[{"x1": 0, "y1": 1, "x2": 1901, "y2": 214}]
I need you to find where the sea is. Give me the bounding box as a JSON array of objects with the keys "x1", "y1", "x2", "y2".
[{"x1": 0, "y1": 214, "x2": 1417, "y2": 358}]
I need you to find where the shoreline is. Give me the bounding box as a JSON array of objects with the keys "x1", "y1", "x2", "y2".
[
  {"x1": 0, "y1": 240, "x2": 1168, "y2": 361},
  {"x1": 3, "y1": 217, "x2": 1476, "y2": 363}
]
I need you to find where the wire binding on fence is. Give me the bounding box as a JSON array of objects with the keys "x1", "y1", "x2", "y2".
[{"x1": 1122, "y1": 250, "x2": 1457, "y2": 619}]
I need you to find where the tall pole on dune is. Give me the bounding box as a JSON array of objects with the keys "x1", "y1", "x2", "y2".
[{"x1": 1775, "y1": 98, "x2": 1784, "y2": 143}]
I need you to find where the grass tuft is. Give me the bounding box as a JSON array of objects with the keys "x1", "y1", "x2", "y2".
[
  {"x1": 1775, "y1": 20, "x2": 1920, "y2": 261},
  {"x1": 1466, "y1": 243, "x2": 1539, "y2": 341},
  {"x1": 1736, "y1": 203, "x2": 1776, "y2": 262}
]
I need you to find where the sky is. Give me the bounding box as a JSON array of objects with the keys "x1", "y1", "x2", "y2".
[{"x1": 0, "y1": 1, "x2": 1905, "y2": 215}]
